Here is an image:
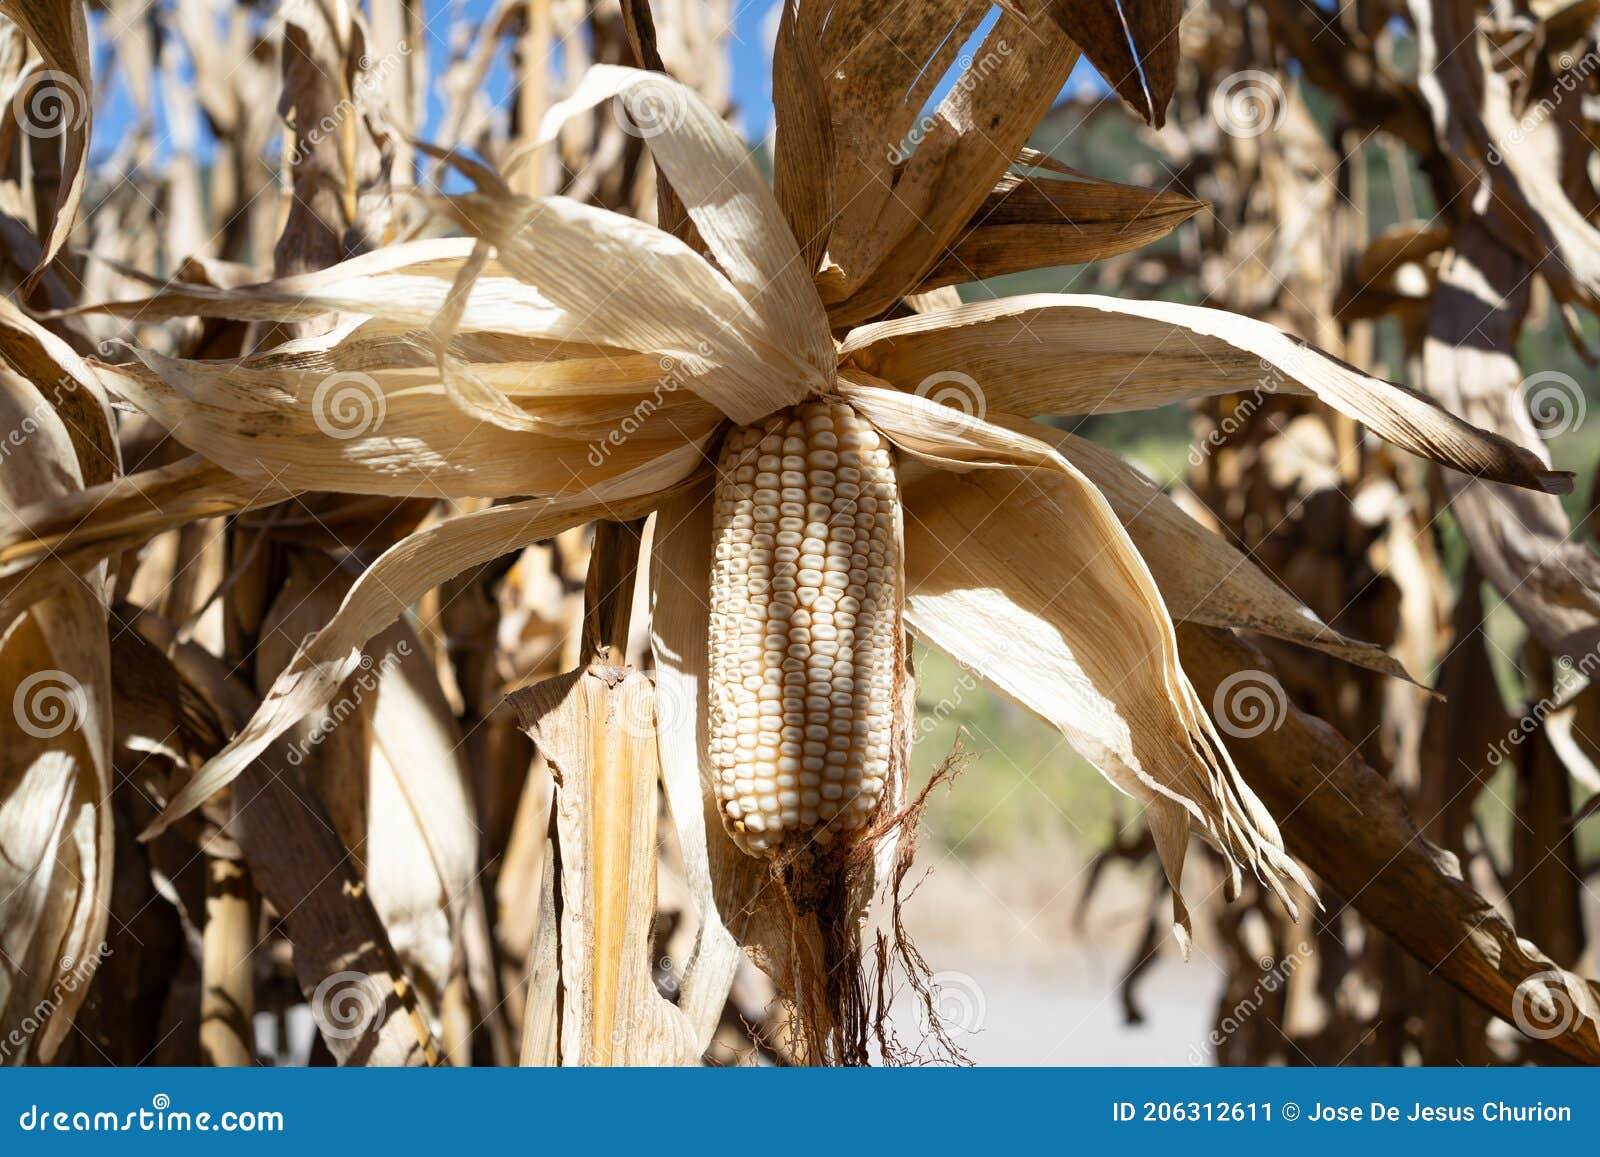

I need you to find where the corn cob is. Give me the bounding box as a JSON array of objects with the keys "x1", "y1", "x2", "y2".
[{"x1": 709, "y1": 399, "x2": 902, "y2": 857}]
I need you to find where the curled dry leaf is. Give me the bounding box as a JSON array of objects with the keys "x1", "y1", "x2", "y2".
[
  {"x1": 0, "y1": 368, "x2": 111, "y2": 1063},
  {"x1": 841, "y1": 294, "x2": 1572, "y2": 493},
  {"x1": 0, "y1": 0, "x2": 92, "y2": 280}
]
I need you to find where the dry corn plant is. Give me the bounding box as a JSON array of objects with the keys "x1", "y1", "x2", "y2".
[
  {"x1": 1042, "y1": 0, "x2": 1600, "y2": 1064},
  {"x1": 2, "y1": 0, "x2": 1597, "y2": 1068}
]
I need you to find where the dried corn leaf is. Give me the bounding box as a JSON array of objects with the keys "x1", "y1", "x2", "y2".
[
  {"x1": 530, "y1": 65, "x2": 834, "y2": 382},
  {"x1": 917, "y1": 165, "x2": 1204, "y2": 291},
  {"x1": 808, "y1": 0, "x2": 985, "y2": 296},
  {"x1": 770, "y1": 0, "x2": 833, "y2": 275},
  {"x1": 841, "y1": 294, "x2": 1569, "y2": 492},
  {"x1": 94, "y1": 353, "x2": 715, "y2": 500},
  {"x1": 818, "y1": 10, "x2": 1080, "y2": 325},
  {"x1": 0, "y1": 0, "x2": 91, "y2": 279},
  {"x1": 1044, "y1": 0, "x2": 1182, "y2": 127},
  {"x1": 0, "y1": 368, "x2": 111, "y2": 1063},
  {"x1": 1423, "y1": 221, "x2": 1600, "y2": 660},
  {"x1": 510, "y1": 669, "x2": 697, "y2": 1065},
  {"x1": 1179, "y1": 623, "x2": 1600, "y2": 1065},
  {"x1": 1016, "y1": 418, "x2": 1414, "y2": 681},
  {"x1": 858, "y1": 384, "x2": 1310, "y2": 908},
  {"x1": 258, "y1": 554, "x2": 497, "y2": 1047},
  {"x1": 144, "y1": 450, "x2": 703, "y2": 837}
]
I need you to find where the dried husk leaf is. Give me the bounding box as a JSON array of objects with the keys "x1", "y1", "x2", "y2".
[
  {"x1": 806, "y1": 0, "x2": 985, "y2": 298},
  {"x1": 1044, "y1": 0, "x2": 1182, "y2": 127},
  {"x1": 647, "y1": 486, "x2": 760, "y2": 1049},
  {"x1": 854, "y1": 382, "x2": 1310, "y2": 912},
  {"x1": 770, "y1": 0, "x2": 833, "y2": 275},
  {"x1": 447, "y1": 180, "x2": 816, "y2": 425},
  {"x1": 1015, "y1": 418, "x2": 1415, "y2": 681},
  {"x1": 0, "y1": 0, "x2": 92, "y2": 280},
  {"x1": 143, "y1": 450, "x2": 704, "y2": 837},
  {"x1": 817, "y1": 9, "x2": 1080, "y2": 326},
  {"x1": 93, "y1": 351, "x2": 717, "y2": 499},
  {"x1": 0, "y1": 367, "x2": 111, "y2": 1062},
  {"x1": 528, "y1": 65, "x2": 834, "y2": 383},
  {"x1": 840, "y1": 294, "x2": 1570, "y2": 493},
  {"x1": 917, "y1": 164, "x2": 1204, "y2": 292}
]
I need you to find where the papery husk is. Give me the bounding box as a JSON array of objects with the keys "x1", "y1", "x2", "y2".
[
  {"x1": 0, "y1": 0, "x2": 92, "y2": 281},
  {"x1": 840, "y1": 294, "x2": 1570, "y2": 494},
  {"x1": 848, "y1": 380, "x2": 1313, "y2": 924},
  {"x1": 0, "y1": 368, "x2": 112, "y2": 1062},
  {"x1": 144, "y1": 448, "x2": 706, "y2": 837},
  {"x1": 1012, "y1": 417, "x2": 1415, "y2": 682}
]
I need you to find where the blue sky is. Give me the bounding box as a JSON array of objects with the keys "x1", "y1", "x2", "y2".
[{"x1": 89, "y1": 1, "x2": 1106, "y2": 165}]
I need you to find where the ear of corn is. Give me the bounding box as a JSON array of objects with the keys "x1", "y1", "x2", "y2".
[{"x1": 708, "y1": 399, "x2": 903, "y2": 856}]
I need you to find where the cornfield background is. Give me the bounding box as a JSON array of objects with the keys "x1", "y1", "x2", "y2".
[{"x1": 1, "y1": 0, "x2": 1598, "y2": 1067}]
